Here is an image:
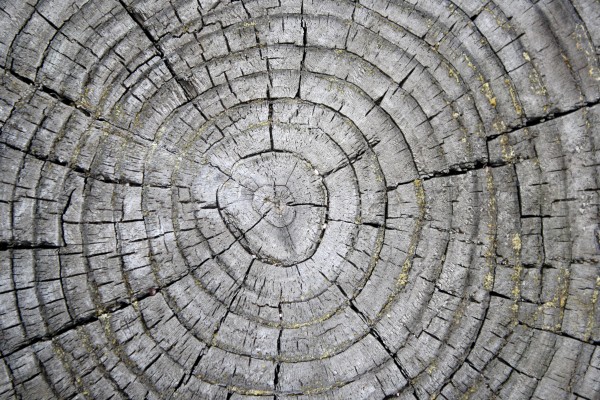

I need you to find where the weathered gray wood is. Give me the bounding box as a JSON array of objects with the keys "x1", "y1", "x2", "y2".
[{"x1": 1, "y1": 0, "x2": 599, "y2": 399}]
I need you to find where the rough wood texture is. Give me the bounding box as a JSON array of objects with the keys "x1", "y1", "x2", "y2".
[{"x1": 0, "y1": 0, "x2": 599, "y2": 399}]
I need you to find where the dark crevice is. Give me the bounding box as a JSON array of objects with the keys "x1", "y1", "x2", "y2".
[
  {"x1": 0, "y1": 242, "x2": 62, "y2": 251},
  {"x1": 420, "y1": 159, "x2": 491, "y2": 181},
  {"x1": 175, "y1": 373, "x2": 187, "y2": 392},
  {"x1": 60, "y1": 188, "x2": 76, "y2": 247},
  {"x1": 286, "y1": 202, "x2": 326, "y2": 207},
  {"x1": 572, "y1": 392, "x2": 593, "y2": 400},
  {"x1": 141, "y1": 354, "x2": 162, "y2": 373},
  {"x1": 369, "y1": 327, "x2": 415, "y2": 397},
  {"x1": 117, "y1": 1, "x2": 197, "y2": 100},
  {"x1": 498, "y1": 98, "x2": 600, "y2": 137},
  {"x1": 1, "y1": 283, "x2": 165, "y2": 358},
  {"x1": 435, "y1": 285, "x2": 461, "y2": 299},
  {"x1": 517, "y1": 321, "x2": 599, "y2": 346},
  {"x1": 274, "y1": 301, "x2": 283, "y2": 398},
  {"x1": 1, "y1": 2, "x2": 599, "y2": 399},
  {"x1": 185, "y1": 349, "x2": 205, "y2": 385},
  {"x1": 300, "y1": 0, "x2": 307, "y2": 73},
  {"x1": 2, "y1": 67, "x2": 135, "y2": 138},
  {"x1": 335, "y1": 283, "x2": 415, "y2": 394},
  {"x1": 320, "y1": 147, "x2": 367, "y2": 178},
  {"x1": 489, "y1": 291, "x2": 511, "y2": 301},
  {"x1": 373, "y1": 92, "x2": 385, "y2": 106},
  {"x1": 397, "y1": 65, "x2": 417, "y2": 89},
  {"x1": 0, "y1": 123, "x2": 150, "y2": 188},
  {"x1": 2, "y1": 68, "x2": 94, "y2": 118},
  {"x1": 268, "y1": 88, "x2": 274, "y2": 150}
]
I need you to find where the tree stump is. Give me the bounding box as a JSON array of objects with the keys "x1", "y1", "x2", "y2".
[{"x1": 1, "y1": 0, "x2": 599, "y2": 399}]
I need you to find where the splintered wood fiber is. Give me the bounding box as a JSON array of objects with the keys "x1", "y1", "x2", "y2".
[{"x1": 0, "y1": 0, "x2": 599, "y2": 399}]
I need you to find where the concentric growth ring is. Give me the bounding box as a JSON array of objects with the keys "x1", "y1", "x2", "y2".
[
  {"x1": 217, "y1": 151, "x2": 327, "y2": 266},
  {"x1": 0, "y1": 0, "x2": 599, "y2": 399}
]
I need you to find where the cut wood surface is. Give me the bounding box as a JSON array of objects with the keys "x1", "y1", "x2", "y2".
[{"x1": 0, "y1": 0, "x2": 599, "y2": 399}]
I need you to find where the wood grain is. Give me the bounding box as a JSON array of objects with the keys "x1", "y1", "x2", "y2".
[{"x1": 1, "y1": 0, "x2": 599, "y2": 398}]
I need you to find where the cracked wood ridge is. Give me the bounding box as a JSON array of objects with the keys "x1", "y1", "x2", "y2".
[{"x1": 0, "y1": 0, "x2": 599, "y2": 399}]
